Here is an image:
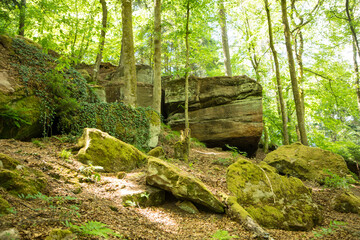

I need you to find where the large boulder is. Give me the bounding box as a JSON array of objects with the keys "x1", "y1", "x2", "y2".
[
  {"x1": 226, "y1": 159, "x2": 321, "y2": 231},
  {"x1": 146, "y1": 157, "x2": 224, "y2": 213},
  {"x1": 264, "y1": 143, "x2": 349, "y2": 184},
  {"x1": 164, "y1": 75, "x2": 263, "y2": 156},
  {"x1": 76, "y1": 128, "x2": 148, "y2": 172},
  {"x1": 332, "y1": 191, "x2": 360, "y2": 214}
]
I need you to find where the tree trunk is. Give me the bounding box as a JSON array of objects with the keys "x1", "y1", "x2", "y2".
[
  {"x1": 93, "y1": 0, "x2": 108, "y2": 82},
  {"x1": 264, "y1": 0, "x2": 289, "y2": 145},
  {"x1": 345, "y1": 0, "x2": 360, "y2": 113},
  {"x1": 152, "y1": 0, "x2": 161, "y2": 114},
  {"x1": 218, "y1": 0, "x2": 232, "y2": 77},
  {"x1": 121, "y1": 0, "x2": 137, "y2": 106},
  {"x1": 18, "y1": 0, "x2": 26, "y2": 36},
  {"x1": 184, "y1": 0, "x2": 191, "y2": 162},
  {"x1": 280, "y1": 0, "x2": 308, "y2": 146}
]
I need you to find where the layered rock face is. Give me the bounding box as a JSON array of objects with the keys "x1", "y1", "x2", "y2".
[{"x1": 164, "y1": 75, "x2": 263, "y2": 155}]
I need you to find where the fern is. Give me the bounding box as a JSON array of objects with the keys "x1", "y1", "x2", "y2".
[{"x1": 64, "y1": 220, "x2": 122, "y2": 238}]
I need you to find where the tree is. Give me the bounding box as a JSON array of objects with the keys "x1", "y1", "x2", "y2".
[
  {"x1": 264, "y1": 0, "x2": 289, "y2": 145},
  {"x1": 218, "y1": 0, "x2": 232, "y2": 76},
  {"x1": 121, "y1": 0, "x2": 137, "y2": 106},
  {"x1": 93, "y1": 0, "x2": 108, "y2": 82},
  {"x1": 153, "y1": 0, "x2": 162, "y2": 114},
  {"x1": 280, "y1": 0, "x2": 308, "y2": 146}
]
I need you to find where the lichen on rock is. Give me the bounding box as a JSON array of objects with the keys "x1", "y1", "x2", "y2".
[{"x1": 226, "y1": 159, "x2": 322, "y2": 231}]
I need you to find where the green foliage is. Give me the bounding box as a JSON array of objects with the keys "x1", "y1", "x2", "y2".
[
  {"x1": 31, "y1": 139, "x2": 44, "y2": 148},
  {"x1": 225, "y1": 144, "x2": 247, "y2": 158},
  {"x1": 64, "y1": 220, "x2": 122, "y2": 238},
  {"x1": 0, "y1": 105, "x2": 31, "y2": 128},
  {"x1": 79, "y1": 164, "x2": 101, "y2": 182},
  {"x1": 211, "y1": 230, "x2": 239, "y2": 240},
  {"x1": 312, "y1": 221, "x2": 347, "y2": 239},
  {"x1": 59, "y1": 149, "x2": 72, "y2": 161},
  {"x1": 191, "y1": 137, "x2": 206, "y2": 148},
  {"x1": 323, "y1": 170, "x2": 354, "y2": 189}
]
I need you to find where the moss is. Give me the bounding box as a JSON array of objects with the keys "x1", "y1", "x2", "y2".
[
  {"x1": 0, "y1": 154, "x2": 19, "y2": 170},
  {"x1": 226, "y1": 196, "x2": 250, "y2": 222},
  {"x1": 0, "y1": 195, "x2": 11, "y2": 215},
  {"x1": 45, "y1": 228, "x2": 75, "y2": 240},
  {"x1": 246, "y1": 205, "x2": 285, "y2": 229},
  {"x1": 77, "y1": 128, "x2": 148, "y2": 172},
  {"x1": 147, "y1": 146, "x2": 165, "y2": 158},
  {"x1": 0, "y1": 35, "x2": 13, "y2": 50},
  {"x1": 0, "y1": 168, "x2": 47, "y2": 196},
  {"x1": 333, "y1": 191, "x2": 360, "y2": 214}
]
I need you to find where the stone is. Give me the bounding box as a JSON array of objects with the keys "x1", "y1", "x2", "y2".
[
  {"x1": 91, "y1": 85, "x2": 106, "y2": 102},
  {"x1": 0, "y1": 153, "x2": 19, "y2": 170},
  {"x1": 146, "y1": 157, "x2": 224, "y2": 213},
  {"x1": 45, "y1": 229, "x2": 76, "y2": 240},
  {"x1": 0, "y1": 195, "x2": 11, "y2": 215},
  {"x1": 122, "y1": 186, "x2": 165, "y2": 207},
  {"x1": 164, "y1": 75, "x2": 263, "y2": 156},
  {"x1": 77, "y1": 69, "x2": 91, "y2": 82},
  {"x1": 176, "y1": 200, "x2": 199, "y2": 214},
  {"x1": 0, "y1": 71, "x2": 14, "y2": 93},
  {"x1": 147, "y1": 146, "x2": 165, "y2": 158},
  {"x1": 264, "y1": 143, "x2": 349, "y2": 184},
  {"x1": 76, "y1": 128, "x2": 148, "y2": 172},
  {"x1": 0, "y1": 228, "x2": 20, "y2": 240},
  {"x1": 332, "y1": 191, "x2": 360, "y2": 214},
  {"x1": 226, "y1": 159, "x2": 322, "y2": 231}
]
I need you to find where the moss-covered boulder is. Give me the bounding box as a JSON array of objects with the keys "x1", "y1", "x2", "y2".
[
  {"x1": 76, "y1": 128, "x2": 148, "y2": 172},
  {"x1": 45, "y1": 228, "x2": 76, "y2": 240},
  {"x1": 332, "y1": 191, "x2": 360, "y2": 214},
  {"x1": 0, "y1": 195, "x2": 11, "y2": 215},
  {"x1": 226, "y1": 159, "x2": 321, "y2": 231},
  {"x1": 0, "y1": 153, "x2": 19, "y2": 170},
  {"x1": 147, "y1": 146, "x2": 165, "y2": 158},
  {"x1": 264, "y1": 143, "x2": 349, "y2": 184},
  {"x1": 146, "y1": 157, "x2": 224, "y2": 213}
]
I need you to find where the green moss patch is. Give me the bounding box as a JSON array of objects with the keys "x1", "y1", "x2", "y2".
[{"x1": 0, "y1": 195, "x2": 11, "y2": 215}]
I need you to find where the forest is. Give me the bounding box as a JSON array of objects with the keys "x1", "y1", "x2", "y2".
[{"x1": 1, "y1": 0, "x2": 360, "y2": 239}]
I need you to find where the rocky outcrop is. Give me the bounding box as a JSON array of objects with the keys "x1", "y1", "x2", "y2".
[
  {"x1": 146, "y1": 157, "x2": 224, "y2": 213},
  {"x1": 164, "y1": 75, "x2": 263, "y2": 155},
  {"x1": 76, "y1": 128, "x2": 148, "y2": 172},
  {"x1": 264, "y1": 143, "x2": 349, "y2": 184},
  {"x1": 332, "y1": 191, "x2": 360, "y2": 214},
  {"x1": 226, "y1": 159, "x2": 321, "y2": 231}
]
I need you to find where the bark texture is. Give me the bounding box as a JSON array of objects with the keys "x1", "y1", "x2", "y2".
[
  {"x1": 184, "y1": 0, "x2": 191, "y2": 162},
  {"x1": 121, "y1": 0, "x2": 137, "y2": 106},
  {"x1": 18, "y1": 0, "x2": 26, "y2": 36},
  {"x1": 153, "y1": 0, "x2": 162, "y2": 114},
  {"x1": 280, "y1": 0, "x2": 308, "y2": 146},
  {"x1": 218, "y1": 0, "x2": 232, "y2": 77}
]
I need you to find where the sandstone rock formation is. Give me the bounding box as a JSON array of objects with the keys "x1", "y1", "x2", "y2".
[
  {"x1": 264, "y1": 143, "x2": 349, "y2": 184},
  {"x1": 76, "y1": 128, "x2": 148, "y2": 172},
  {"x1": 226, "y1": 159, "x2": 321, "y2": 231},
  {"x1": 164, "y1": 75, "x2": 263, "y2": 155},
  {"x1": 146, "y1": 157, "x2": 224, "y2": 213}
]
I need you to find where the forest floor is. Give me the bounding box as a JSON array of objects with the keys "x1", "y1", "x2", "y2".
[{"x1": 1, "y1": 133, "x2": 360, "y2": 240}]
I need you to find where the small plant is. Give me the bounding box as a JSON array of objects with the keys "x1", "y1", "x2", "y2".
[
  {"x1": 211, "y1": 230, "x2": 239, "y2": 240},
  {"x1": 212, "y1": 158, "x2": 234, "y2": 166},
  {"x1": 140, "y1": 192, "x2": 150, "y2": 200},
  {"x1": 64, "y1": 220, "x2": 122, "y2": 238},
  {"x1": 225, "y1": 144, "x2": 248, "y2": 158},
  {"x1": 32, "y1": 139, "x2": 44, "y2": 148},
  {"x1": 79, "y1": 164, "x2": 101, "y2": 182},
  {"x1": 124, "y1": 200, "x2": 137, "y2": 207},
  {"x1": 59, "y1": 149, "x2": 72, "y2": 161},
  {"x1": 323, "y1": 169, "x2": 353, "y2": 189},
  {"x1": 312, "y1": 220, "x2": 347, "y2": 239},
  {"x1": 191, "y1": 137, "x2": 206, "y2": 148}
]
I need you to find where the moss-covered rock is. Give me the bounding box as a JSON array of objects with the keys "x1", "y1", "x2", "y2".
[
  {"x1": 147, "y1": 146, "x2": 165, "y2": 158},
  {"x1": 0, "y1": 155, "x2": 47, "y2": 195},
  {"x1": 0, "y1": 195, "x2": 11, "y2": 215},
  {"x1": 176, "y1": 200, "x2": 199, "y2": 214},
  {"x1": 0, "y1": 153, "x2": 19, "y2": 170},
  {"x1": 226, "y1": 159, "x2": 321, "y2": 231},
  {"x1": 264, "y1": 143, "x2": 349, "y2": 184},
  {"x1": 146, "y1": 157, "x2": 224, "y2": 213},
  {"x1": 76, "y1": 128, "x2": 148, "y2": 172},
  {"x1": 332, "y1": 191, "x2": 360, "y2": 214},
  {"x1": 45, "y1": 228, "x2": 76, "y2": 240}
]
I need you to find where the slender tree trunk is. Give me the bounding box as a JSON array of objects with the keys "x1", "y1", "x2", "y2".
[
  {"x1": 184, "y1": 0, "x2": 191, "y2": 162},
  {"x1": 122, "y1": 0, "x2": 137, "y2": 106},
  {"x1": 71, "y1": 0, "x2": 79, "y2": 61},
  {"x1": 280, "y1": 0, "x2": 308, "y2": 146},
  {"x1": 264, "y1": 0, "x2": 289, "y2": 145},
  {"x1": 345, "y1": 0, "x2": 360, "y2": 113},
  {"x1": 18, "y1": 0, "x2": 26, "y2": 36},
  {"x1": 218, "y1": 0, "x2": 232, "y2": 77},
  {"x1": 153, "y1": 0, "x2": 162, "y2": 114},
  {"x1": 93, "y1": 0, "x2": 108, "y2": 82}
]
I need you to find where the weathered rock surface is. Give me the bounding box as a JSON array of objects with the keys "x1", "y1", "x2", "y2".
[
  {"x1": 332, "y1": 191, "x2": 360, "y2": 214},
  {"x1": 176, "y1": 200, "x2": 199, "y2": 214},
  {"x1": 164, "y1": 75, "x2": 263, "y2": 155},
  {"x1": 226, "y1": 159, "x2": 321, "y2": 231},
  {"x1": 0, "y1": 228, "x2": 20, "y2": 240},
  {"x1": 0, "y1": 195, "x2": 11, "y2": 215},
  {"x1": 264, "y1": 143, "x2": 349, "y2": 183},
  {"x1": 76, "y1": 128, "x2": 148, "y2": 172},
  {"x1": 146, "y1": 157, "x2": 224, "y2": 213},
  {"x1": 147, "y1": 146, "x2": 165, "y2": 158}
]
